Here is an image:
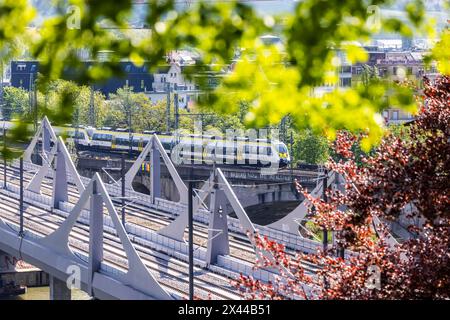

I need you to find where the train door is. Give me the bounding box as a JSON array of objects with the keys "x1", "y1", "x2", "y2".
[
  {"x1": 111, "y1": 135, "x2": 116, "y2": 149},
  {"x1": 236, "y1": 142, "x2": 244, "y2": 165}
]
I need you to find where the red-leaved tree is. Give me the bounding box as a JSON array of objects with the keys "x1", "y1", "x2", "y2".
[{"x1": 235, "y1": 76, "x2": 450, "y2": 300}]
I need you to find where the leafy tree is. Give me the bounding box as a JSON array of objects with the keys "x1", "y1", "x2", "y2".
[
  {"x1": 73, "y1": 86, "x2": 108, "y2": 128},
  {"x1": 0, "y1": 0, "x2": 35, "y2": 59},
  {"x1": 199, "y1": 112, "x2": 245, "y2": 133},
  {"x1": 145, "y1": 99, "x2": 176, "y2": 132},
  {"x1": 235, "y1": 76, "x2": 450, "y2": 299},
  {"x1": 361, "y1": 64, "x2": 380, "y2": 87},
  {"x1": 1, "y1": 86, "x2": 30, "y2": 120},
  {"x1": 292, "y1": 130, "x2": 330, "y2": 165},
  {"x1": 108, "y1": 86, "x2": 152, "y2": 132},
  {"x1": 0, "y1": 0, "x2": 446, "y2": 158},
  {"x1": 101, "y1": 107, "x2": 124, "y2": 129},
  {"x1": 108, "y1": 86, "x2": 180, "y2": 132}
]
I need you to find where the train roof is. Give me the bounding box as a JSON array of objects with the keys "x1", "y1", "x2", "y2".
[
  {"x1": 2, "y1": 120, "x2": 287, "y2": 147},
  {"x1": 91, "y1": 128, "x2": 285, "y2": 147}
]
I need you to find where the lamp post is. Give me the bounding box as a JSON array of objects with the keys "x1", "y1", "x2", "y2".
[
  {"x1": 121, "y1": 154, "x2": 126, "y2": 225},
  {"x1": 188, "y1": 177, "x2": 194, "y2": 300},
  {"x1": 126, "y1": 86, "x2": 133, "y2": 157},
  {"x1": 3, "y1": 122, "x2": 6, "y2": 189},
  {"x1": 174, "y1": 91, "x2": 179, "y2": 131},
  {"x1": 89, "y1": 85, "x2": 95, "y2": 127},
  {"x1": 166, "y1": 83, "x2": 171, "y2": 132},
  {"x1": 0, "y1": 61, "x2": 3, "y2": 108},
  {"x1": 19, "y1": 157, "x2": 24, "y2": 235}
]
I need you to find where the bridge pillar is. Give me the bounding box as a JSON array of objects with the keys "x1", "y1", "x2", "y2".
[
  {"x1": 42, "y1": 123, "x2": 52, "y2": 156},
  {"x1": 206, "y1": 186, "x2": 229, "y2": 265},
  {"x1": 52, "y1": 142, "x2": 69, "y2": 209},
  {"x1": 49, "y1": 275, "x2": 71, "y2": 300},
  {"x1": 150, "y1": 140, "x2": 161, "y2": 204},
  {"x1": 88, "y1": 180, "x2": 103, "y2": 297}
]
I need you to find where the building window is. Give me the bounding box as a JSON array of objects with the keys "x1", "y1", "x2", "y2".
[
  {"x1": 17, "y1": 64, "x2": 26, "y2": 71},
  {"x1": 341, "y1": 66, "x2": 351, "y2": 73},
  {"x1": 382, "y1": 111, "x2": 389, "y2": 119},
  {"x1": 392, "y1": 111, "x2": 399, "y2": 120},
  {"x1": 340, "y1": 78, "x2": 351, "y2": 87}
]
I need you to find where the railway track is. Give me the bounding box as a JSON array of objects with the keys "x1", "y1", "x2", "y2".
[
  {"x1": 1, "y1": 165, "x2": 258, "y2": 261},
  {"x1": 0, "y1": 193, "x2": 242, "y2": 300},
  {"x1": 0, "y1": 163, "x2": 321, "y2": 273}
]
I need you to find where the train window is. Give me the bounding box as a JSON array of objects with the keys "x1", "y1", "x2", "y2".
[
  {"x1": 93, "y1": 133, "x2": 112, "y2": 142},
  {"x1": 69, "y1": 131, "x2": 80, "y2": 139},
  {"x1": 258, "y1": 146, "x2": 272, "y2": 156},
  {"x1": 73, "y1": 132, "x2": 85, "y2": 139},
  {"x1": 276, "y1": 144, "x2": 288, "y2": 153},
  {"x1": 116, "y1": 138, "x2": 127, "y2": 146}
]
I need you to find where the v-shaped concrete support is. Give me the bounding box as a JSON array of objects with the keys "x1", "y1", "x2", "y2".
[
  {"x1": 52, "y1": 137, "x2": 85, "y2": 208},
  {"x1": 216, "y1": 169, "x2": 258, "y2": 238},
  {"x1": 38, "y1": 173, "x2": 173, "y2": 300},
  {"x1": 124, "y1": 134, "x2": 187, "y2": 204},
  {"x1": 23, "y1": 116, "x2": 57, "y2": 163},
  {"x1": 157, "y1": 173, "x2": 213, "y2": 241},
  {"x1": 267, "y1": 170, "x2": 338, "y2": 235},
  {"x1": 205, "y1": 184, "x2": 229, "y2": 265},
  {"x1": 211, "y1": 168, "x2": 282, "y2": 265},
  {"x1": 372, "y1": 215, "x2": 399, "y2": 249},
  {"x1": 27, "y1": 137, "x2": 85, "y2": 207}
]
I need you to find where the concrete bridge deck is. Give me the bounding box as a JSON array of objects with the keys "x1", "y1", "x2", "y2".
[
  {"x1": 0, "y1": 118, "x2": 334, "y2": 299},
  {"x1": 0, "y1": 160, "x2": 323, "y2": 300}
]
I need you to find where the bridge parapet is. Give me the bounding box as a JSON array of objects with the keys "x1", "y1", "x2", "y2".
[
  {"x1": 0, "y1": 175, "x2": 176, "y2": 299},
  {"x1": 3, "y1": 117, "x2": 363, "y2": 300}
]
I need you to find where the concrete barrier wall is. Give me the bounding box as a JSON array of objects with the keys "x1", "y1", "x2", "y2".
[
  {"x1": 10, "y1": 162, "x2": 353, "y2": 258},
  {"x1": 1, "y1": 184, "x2": 322, "y2": 292},
  {"x1": 8, "y1": 163, "x2": 326, "y2": 254}
]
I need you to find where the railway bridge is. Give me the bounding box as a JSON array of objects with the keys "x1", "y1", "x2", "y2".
[
  {"x1": 0, "y1": 117, "x2": 346, "y2": 300},
  {"x1": 75, "y1": 152, "x2": 319, "y2": 212}
]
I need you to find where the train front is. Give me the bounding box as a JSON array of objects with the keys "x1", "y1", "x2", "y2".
[{"x1": 276, "y1": 142, "x2": 291, "y2": 167}]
